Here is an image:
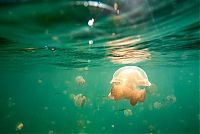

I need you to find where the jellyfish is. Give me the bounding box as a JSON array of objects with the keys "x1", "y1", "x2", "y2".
[
  {"x1": 160, "y1": 95, "x2": 176, "y2": 107},
  {"x1": 75, "y1": 76, "x2": 86, "y2": 85},
  {"x1": 123, "y1": 109, "x2": 133, "y2": 117},
  {"x1": 101, "y1": 126, "x2": 106, "y2": 131},
  {"x1": 108, "y1": 66, "x2": 151, "y2": 106},
  {"x1": 38, "y1": 79, "x2": 43, "y2": 84},
  {"x1": 72, "y1": 94, "x2": 86, "y2": 107},
  {"x1": 153, "y1": 101, "x2": 162, "y2": 109},
  {"x1": 86, "y1": 120, "x2": 91, "y2": 124},
  {"x1": 16, "y1": 122, "x2": 24, "y2": 131},
  {"x1": 148, "y1": 125, "x2": 155, "y2": 132},
  {"x1": 48, "y1": 130, "x2": 54, "y2": 134},
  {"x1": 77, "y1": 119, "x2": 86, "y2": 128},
  {"x1": 166, "y1": 95, "x2": 176, "y2": 104}
]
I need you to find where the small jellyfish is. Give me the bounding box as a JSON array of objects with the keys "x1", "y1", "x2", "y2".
[
  {"x1": 166, "y1": 95, "x2": 176, "y2": 104},
  {"x1": 62, "y1": 90, "x2": 68, "y2": 95},
  {"x1": 86, "y1": 120, "x2": 91, "y2": 124},
  {"x1": 128, "y1": 122, "x2": 133, "y2": 126},
  {"x1": 123, "y1": 109, "x2": 133, "y2": 117},
  {"x1": 48, "y1": 130, "x2": 54, "y2": 134},
  {"x1": 153, "y1": 101, "x2": 162, "y2": 109},
  {"x1": 44, "y1": 106, "x2": 48, "y2": 110},
  {"x1": 62, "y1": 106, "x2": 66, "y2": 111},
  {"x1": 8, "y1": 97, "x2": 15, "y2": 108},
  {"x1": 148, "y1": 125, "x2": 155, "y2": 132},
  {"x1": 79, "y1": 131, "x2": 87, "y2": 134},
  {"x1": 73, "y1": 94, "x2": 86, "y2": 107},
  {"x1": 38, "y1": 79, "x2": 43, "y2": 84},
  {"x1": 50, "y1": 121, "x2": 55, "y2": 125},
  {"x1": 77, "y1": 119, "x2": 86, "y2": 128},
  {"x1": 157, "y1": 130, "x2": 161, "y2": 133},
  {"x1": 75, "y1": 76, "x2": 86, "y2": 85},
  {"x1": 101, "y1": 126, "x2": 106, "y2": 131},
  {"x1": 108, "y1": 66, "x2": 151, "y2": 106},
  {"x1": 16, "y1": 121, "x2": 24, "y2": 131},
  {"x1": 52, "y1": 36, "x2": 59, "y2": 41}
]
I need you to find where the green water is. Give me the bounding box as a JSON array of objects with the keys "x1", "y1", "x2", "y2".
[{"x1": 0, "y1": 0, "x2": 199, "y2": 133}]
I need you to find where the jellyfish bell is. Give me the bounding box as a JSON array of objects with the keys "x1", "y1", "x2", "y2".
[
  {"x1": 112, "y1": 66, "x2": 151, "y2": 87},
  {"x1": 108, "y1": 66, "x2": 151, "y2": 106}
]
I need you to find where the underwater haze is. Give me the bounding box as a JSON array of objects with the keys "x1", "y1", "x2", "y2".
[{"x1": 0, "y1": 0, "x2": 199, "y2": 133}]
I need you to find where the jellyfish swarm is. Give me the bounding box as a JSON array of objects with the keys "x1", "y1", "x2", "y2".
[{"x1": 108, "y1": 66, "x2": 151, "y2": 106}]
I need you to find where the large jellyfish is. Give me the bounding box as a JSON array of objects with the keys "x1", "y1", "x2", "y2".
[{"x1": 108, "y1": 66, "x2": 151, "y2": 106}]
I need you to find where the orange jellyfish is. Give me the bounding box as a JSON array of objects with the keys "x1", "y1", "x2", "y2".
[{"x1": 108, "y1": 66, "x2": 151, "y2": 106}]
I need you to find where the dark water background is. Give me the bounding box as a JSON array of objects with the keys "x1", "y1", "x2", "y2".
[{"x1": 0, "y1": 0, "x2": 199, "y2": 133}]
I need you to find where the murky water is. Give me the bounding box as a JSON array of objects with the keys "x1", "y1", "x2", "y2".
[{"x1": 0, "y1": 0, "x2": 199, "y2": 133}]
